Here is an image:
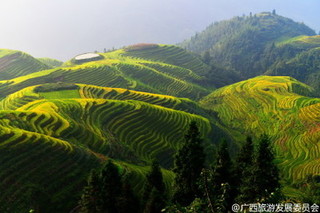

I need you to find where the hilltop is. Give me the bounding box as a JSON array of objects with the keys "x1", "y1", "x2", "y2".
[
  {"x1": 180, "y1": 12, "x2": 316, "y2": 78},
  {"x1": 0, "y1": 49, "x2": 51, "y2": 80}
]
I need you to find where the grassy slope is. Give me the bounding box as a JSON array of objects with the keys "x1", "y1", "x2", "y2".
[
  {"x1": 0, "y1": 49, "x2": 50, "y2": 80},
  {"x1": 0, "y1": 45, "x2": 213, "y2": 100},
  {"x1": 200, "y1": 75, "x2": 320, "y2": 197},
  {"x1": 0, "y1": 83, "x2": 212, "y2": 212},
  {"x1": 37, "y1": 57, "x2": 63, "y2": 68}
]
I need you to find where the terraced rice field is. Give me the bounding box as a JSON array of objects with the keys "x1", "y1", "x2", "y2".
[
  {"x1": 0, "y1": 45, "x2": 213, "y2": 100},
  {"x1": 0, "y1": 49, "x2": 50, "y2": 80},
  {"x1": 200, "y1": 76, "x2": 320, "y2": 188},
  {"x1": 37, "y1": 57, "x2": 63, "y2": 68},
  {"x1": 123, "y1": 44, "x2": 210, "y2": 75},
  {"x1": 276, "y1": 35, "x2": 320, "y2": 48},
  {"x1": 0, "y1": 83, "x2": 212, "y2": 212}
]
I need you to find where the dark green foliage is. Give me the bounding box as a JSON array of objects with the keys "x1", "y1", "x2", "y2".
[
  {"x1": 267, "y1": 47, "x2": 320, "y2": 92},
  {"x1": 253, "y1": 134, "x2": 280, "y2": 201},
  {"x1": 234, "y1": 136, "x2": 257, "y2": 203},
  {"x1": 143, "y1": 188, "x2": 166, "y2": 213},
  {"x1": 79, "y1": 161, "x2": 141, "y2": 213},
  {"x1": 145, "y1": 160, "x2": 165, "y2": 195},
  {"x1": 79, "y1": 170, "x2": 102, "y2": 213},
  {"x1": 180, "y1": 12, "x2": 315, "y2": 78},
  {"x1": 197, "y1": 140, "x2": 233, "y2": 213},
  {"x1": 197, "y1": 169, "x2": 215, "y2": 213},
  {"x1": 212, "y1": 140, "x2": 232, "y2": 189},
  {"x1": 143, "y1": 160, "x2": 166, "y2": 213},
  {"x1": 117, "y1": 183, "x2": 140, "y2": 213},
  {"x1": 173, "y1": 121, "x2": 205, "y2": 206},
  {"x1": 203, "y1": 59, "x2": 242, "y2": 88},
  {"x1": 235, "y1": 135, "x2": 281, "y2": 203},
  {"x1": 301, "y1": 175, "x2": 320, "y2": 204},
  {"x1": 215, "y1": 183, "x2": 231, "y2": 213},
  {"x1": 100, "y1": 160, "x2": 122, "y2": 213},
  {"x1": 211, "y1": 140, "x2": 233, "y2": 211}
]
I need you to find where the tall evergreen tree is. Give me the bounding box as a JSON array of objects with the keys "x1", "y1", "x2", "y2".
[
  {"x1": 145, "y1": 160, "x2": 165, "y2": 195},
  {"x1": 117, "y1": 183, "x2": 140, "y2": 213},
  {"x1": 173, "y1": 121, "x2": 205, "y2": 206},
  {"x1": 253, "y1": 134, "x2": 280, "y2": 201},
  {"x1": 211, "y1": 140, "x2": 233, "y2": 211},
  {"x1": 197, "y1": 140, "x2": 233, "y2": 213},
  {"x1": 234, "y1": 136, "x2": 257, "y2": 203},
  {"x1": 144, "y1": 188, "x2": 167, "y2": 213},
  {"x1": 143, "y1": 160, "x2": 166, "y2": 213},
  {"x1": 79, "y1": 170, "x2": 101, "y2": 213},
  {"x1": 100, "y1": 160, "x2": 122, "y2": 213}
]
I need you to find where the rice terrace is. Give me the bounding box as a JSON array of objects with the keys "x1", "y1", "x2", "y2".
[{"x1": 1, "y1": 1, "x2": 320, "y2": 213}]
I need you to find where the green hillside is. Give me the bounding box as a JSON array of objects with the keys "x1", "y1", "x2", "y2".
[
  {"x1": 0, "y1": 45, "x2": 213, "y2": 100},
  {"x1": 180, "y1": 12, "x2": 316, "y2": 78},
  {"x1": 37, "y1": 57, "x2": 63, "y2": 68},
  {"x1": 0, "y1": 83, "x2": 213, "y2": 212},
  {"x1": 2, "y1": 11, "x2": 320, "y2": 210},
  {"x1": 0, "y1": 49, "x2": 50, "y2": 80},
  {"x1": 200, "y1": 75, "x2": 320, "y2": 197},
  {"x1": 266, "y1": 35, "x2": 320, "y2": 92}
]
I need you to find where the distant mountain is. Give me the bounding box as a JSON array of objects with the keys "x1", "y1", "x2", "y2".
[
  {"x1": 0, "y1": 49, "x2": 50, "y2": 80},
  {"x1": 180, "y1": 12, "x2": 316, "y2": 78}
]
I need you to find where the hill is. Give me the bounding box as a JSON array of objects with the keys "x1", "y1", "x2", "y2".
[
  {"x1": 0, "y1": 45, "x2": 214, "y2": 100},
  {"x1": 265, "y1": 35, "x2": 320, "y2": 92},
  {"x1": 179, "y1": 12, "x2": 316, "y2": 78},
  {"x1": 200, "y1": 75, "x2": 320, "y2": 197},
  {"x1": 0, "y1": 49, "x2": 50, "y2": 80},
  {"x1": 37, "y1": 57, "x2": 63, "y2": 68},
  {"x1": 0, "y1": 83, "x2": 215, "y2": 212}
]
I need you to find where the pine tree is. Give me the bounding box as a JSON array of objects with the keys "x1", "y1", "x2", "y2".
[
  {"x1": 100, "y1": 160, "x2": 122, "y2": 213},
  {"x1": 234, "y1": 136, "x2": 257, "y2": 203},
  {"x1": 198, "y1": 169, "x2": 215, "y2": 213},
  {"x1": 143, "y1": 160, "x2": 166, "y2": 213},
  {"x1": 253, "y1": 134, "x2": 280, "y2": 201},
  {"x1": 79, "y1": 170, "x2": 101, "y2": 213},
  {"x1": 173, "y1": 121, "x2": 205, "y2": 206},
  {"x1": 145, "y1": 160, "x2": 165, "y2": 195},
  {"x1": 144, "y1": 188, "x2": 167, "y2": 213},
  {"x1": 118, "y1": 183, "x2": 140, "y2": 213},
  {"x1": 211, "y1": 140, "x2": 233, "y2": 211}
]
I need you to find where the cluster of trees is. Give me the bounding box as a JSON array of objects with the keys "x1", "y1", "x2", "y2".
[
  {"x1": 180, "y1": 11, "x2": 315, "y2": 80},
  {"x1": 78, "y1": 122, "x2": 281, "y2": 213},
  {"x1": 78, "y1": 160, "x2": 139, "y2": 213},
  {"x1": 165, "y1": 123, "x2": 281, "y2": 212}
]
